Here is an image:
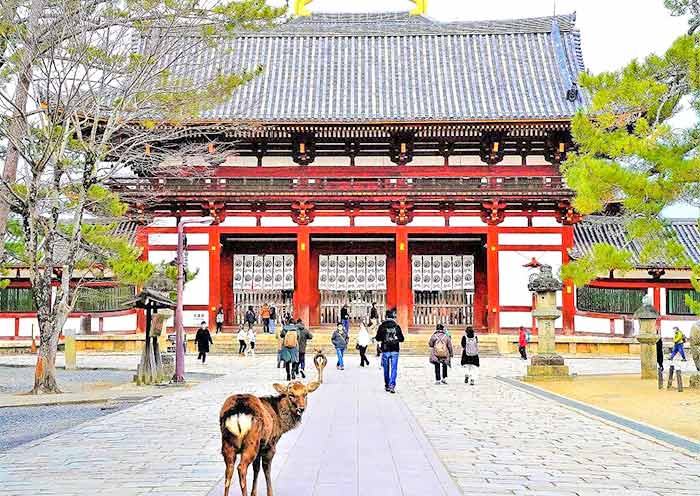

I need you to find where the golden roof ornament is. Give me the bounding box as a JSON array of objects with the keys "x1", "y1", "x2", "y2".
[
  {"x1": 293, "y1": 0, "x2": 313, "y2": 16},
  {"x1": 410, "y1": 0, "x2": 427, "y2": 16}
]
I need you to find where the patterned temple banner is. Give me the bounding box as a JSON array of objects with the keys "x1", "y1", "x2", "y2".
[
  {"x1": 328, "y1": 255, "x2": 338, "y2": 290},
  {"x1": 263, "y1": 256, "x2": 274, "y2": 290},
  {"x1": 253, "y1": 255, "x2": 264, "y2": 290},
  {"x1": 452, "y1": 255, "x2": 463, "y2": 291},
  {"x1": 412, "y1": 255, "x2": 423, "y2": 291},
  {"x1": 377, "y1": 255, "x2": 387, "y2": 290},
  {"x1": 233, "y1": 255, "x2": 244, "y2": 290},
  {"x1": 463, "y1": 255, "x2": 475, "y2": 290},
  {"x1": 243, "y1": 255, "x2": 254, "y2": 290},
  {"x1": 356, "y1": 255, "x2": 366, "y2": 290},
  {"x1": 283, "y1": 254, "x2": 295, "y2": 290},
  {"x1": 337, "y1": 255, "x2": 347, "y2": 291},
  {"x1": 318, "y1": 255, "x2": 329, "y2": 290},
  {"x1": 441, "y1": 255, "x2": 452, "y2": 291},
  {"x1": 347, "y1": 255, "x2": 358, "y2": 290}
]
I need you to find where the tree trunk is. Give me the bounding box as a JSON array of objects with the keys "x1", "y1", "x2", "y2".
[
  {"x1": 31, "y1": 329, "x2": 61, "y2": 394},
  {"x1": 136, "y1": 304, "x2": 157, "y2": 385}
]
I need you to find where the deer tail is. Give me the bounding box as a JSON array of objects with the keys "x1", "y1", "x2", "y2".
[{"x1": 223, "y1": 413, "x2": 253, "y2": 440}]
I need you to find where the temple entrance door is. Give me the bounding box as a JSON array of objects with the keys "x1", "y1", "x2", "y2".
[
  {"x1": 413, "y1": 290, "x2": 474, "y2": 328},
  {"x1": 319, "y1": 290, "x2": 386, "y2": 326},
  {"x1": 233, "y1": 290, "x2": 293, "y2": 326}
]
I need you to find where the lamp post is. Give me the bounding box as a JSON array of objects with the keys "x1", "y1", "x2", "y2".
[
  {"x1": 633, "y1": 299, "x2": 660, "y2": 380},
  {"x1": 173, "y1": 218, "x2": 211, "y2": 383}
]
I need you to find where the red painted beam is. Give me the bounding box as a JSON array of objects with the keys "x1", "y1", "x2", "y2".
[
  {"x1": 561, "y1": 225, "x2": 575, "y2": 335},
  {"x1": 588, "y1": 279, "x2": 692, "y2": 289},
  {"x1": 294, "y1": 228, "x2": 311, "y2": 324},
  {"x1": 395, "y1": 229, "x2": 411, "y2": 332},
  {"x1": 486, "y1": 226, "x2": 499, "y2": 333},
  {"x1": 208, "y1": 226, "x2": 221, "y2": 325}
]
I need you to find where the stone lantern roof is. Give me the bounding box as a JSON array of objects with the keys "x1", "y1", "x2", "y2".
[{"x1": 527, "y1": 265, "x2": 563, "y2": 293}]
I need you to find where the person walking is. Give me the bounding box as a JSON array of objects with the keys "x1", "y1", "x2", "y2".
[
  {"x1": 269, "y1": 305, "x2": 277, "y2": 335},
  {"x1": 429, "y1": 324, "x2": 453, "y2": 384},
  {"x1": 261, "y1": 303, "x2": 271, "y2": 334},
  {"x1": 332, "y1": 323, "x2": 348, "y2": 370},
  {"x1": 215, "y1": 307, "x2": 224, "y2": 334},
  {"x1": 245, "y1": 305, "x2": 256, "y2": 331},
  {"x1": 518, "y1": 326, "x2": 528, "y2": 360},
  {"x1": 195, "y1": 321, "x2": 213, "y2": 363},
  {"x1": 247, "y1": 325, "x2": 256, "y2": 357},
  {"x1": 280, "y1": 318, "x2": 300, "y2": 380},
  {"x1": 375, "y1": 309, "x2": 405, "y2": 393},
  {"x1": 369, "y1": 302, "x2": 379, "y2": 322},
  {"x1": 237, "y1": 325, "x2": 248, "y2": 356},
  {"x1": 340, "y1": 304, "x2": 350, "y2": 335},
  {"x1": 461, "y1": 327, "x2": 480, "y2": 385},
  {"x1": 357, "y1": 322, "x2": 371, "y2": 367},
  {"x1": 670, "y1": 326, "x2": 688, "y2": 361},
  {"x1": 296, "y1": 319, "x2": 313, "y2": 379}
]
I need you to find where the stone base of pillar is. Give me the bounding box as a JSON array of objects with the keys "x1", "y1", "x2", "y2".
[
  {"x1": 531, "y1": 353, "x2": 565, "y2": 366},
  {"x1": 689, "y1": 373, "x2": 700, "y2": 389},
  {"x1": 524, "y1": 364, "x2": 571, "y2": 381}
]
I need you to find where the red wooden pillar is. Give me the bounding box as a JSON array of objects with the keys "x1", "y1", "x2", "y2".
[
  {"x1": 208, "y1": 225, "x2": 221, "y2": 326},
  {"x1": 395, "y1": 228, "x2": 411, "y2": 332},
  {"x1": 561, "y1": 225, "x2": 575, "y2": 335},
  {"x1": 486, "y1": 225, "x2": 499, "y2": 333},
  {"x1": 295, "y1": 228, "x2": 311, "y2": 324},
  {"x1": 135, "y1": 225, "x2": 149, "y2": 333},
  {"x1": 653, "y1": 287, "x2": 662, "y2": 331}
]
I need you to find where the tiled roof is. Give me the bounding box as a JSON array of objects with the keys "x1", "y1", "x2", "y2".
[
  {"x1": 154, "y1": 12, "x2": 588, "y2": 123},
  {"x1": 572, "y1": 216, "x2": 700, "y2": 269}
]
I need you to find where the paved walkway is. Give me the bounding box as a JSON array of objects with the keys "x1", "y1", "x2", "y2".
[{"x1": 0, "y1": 355, "x2": 698, "y2": 495}]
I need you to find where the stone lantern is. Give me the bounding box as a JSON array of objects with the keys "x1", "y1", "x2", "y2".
[
  {"x1": 632, "y1": 298, "x2": 660, "y2": 380},
  {"x1": 689, "y1": 322, "x2": 700, "y2": 388},
  {"x1": 526, "y1": 265, "x2": 570, "y2": 380}
]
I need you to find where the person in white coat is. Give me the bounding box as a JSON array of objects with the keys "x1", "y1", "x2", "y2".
[{"x1": 357, "y1": 322, "x2": 371, "y2": 367}]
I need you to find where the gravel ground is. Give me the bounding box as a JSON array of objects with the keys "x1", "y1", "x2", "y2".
[
  {"x1": 0, "y1": 401, "x2": 145, "y2": 452},
  {"x1": 0, "y1": 366, "x2": 134, "y2": 394}
]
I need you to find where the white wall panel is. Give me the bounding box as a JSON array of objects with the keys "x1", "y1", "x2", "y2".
[
  {"x1": 260, "y1": 216, "x2": 297, "y2": 227},
  {"x1": 63, "y1": 318, "x2": 81, "y2": 335},
  {"x1": 499, "y1": 312, "x2": 532, "y2": 328},
  {"x1": 499, "y1": 251, "x2": 563, "y2": 306},
  {"x1": 313, "y1": 156, "x2": 351, "y2": 166},
  {"x1": 18, "y1": 318, "x2": 39, "y2": 337},
  {"x1": 308, "y1": 216, "x2": 351, "y2": 227},
  {"x1": 574, "y1": 315, "x2": 611, "y2": 334},
  {"x1": 354, "y1": 216, "x2": 394, "y2": 227},
  {"x1": 353, "y1": 156, "x2": 392, "y2": 167},
  {"x1": 406, "y1": 216, "x2": 445, "y2": 227},
  {"x1": 660, "y1": 319, "x2": 692, "y2": 338},
  {"x1": 220, "y1": 217, "x2": 257, "y2": 227},
  {"x1": 531, "y1": 217, "x2": 561, "y2": 227},
  {"x1": 223, "y1": 156, "x2": 258, "y2": 167},
  {"x1": 261, "y1": 157, "x2": 296, "y2": 167},
  {"x1": 498, "y1": 233, "x2": 562, "y2": 246},
  {"x1": 449, "y1": 216, "x2": 487, "y2": 227},
  {"x1": 149, "y1": 218, "x2": 176, "y2": 227},
  {"x1": 149, "y1": 251, "x2": 177, "y2": 265},
  {"x1": 410, "y1": 156, "x2": 444, "y2": 166},
  {"x1": 0, "y1": 318, "x2": 14, "y2": 336},
  {"x1": 102, "y1": 313, "x2": 137, "y2": 332},
  {"x1": 183, "y1": 251, "x2": 209, "y2": 305},
  {"x1": 499, "y1": 217, "x2": 528, "y2": 227},
  {"x1": 148, "y1": 233, "x2": 209, "y2": 246}
]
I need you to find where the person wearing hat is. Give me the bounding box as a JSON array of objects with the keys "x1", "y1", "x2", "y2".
[{"x1": 670, "y1": 326, "x2": 688, "y2": 362}]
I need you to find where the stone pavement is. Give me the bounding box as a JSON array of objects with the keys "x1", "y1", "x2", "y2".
[{"x1": 0, "y1": 355, "x2": 698, "y2": 495}]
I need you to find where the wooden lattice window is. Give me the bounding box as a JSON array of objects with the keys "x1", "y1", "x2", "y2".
[
  {"x1": 576, "y1": 286, "x2": 646, "y2": 314},
  {"x1": 667, "y1": 289, "x2": 700, "y2": 316},
  {"x1": 0, "y1": 287, "x2": 36, "y2": 312},
  {"x1": 73, "y1": 286, "x2": 135, "y2": 313}
]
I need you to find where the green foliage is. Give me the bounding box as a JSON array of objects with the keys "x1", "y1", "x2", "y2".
[
  {"x1": 665, "y1": 0, "x2": 700, "y2": 34},
  {"x1": 562, "y1": 16, "x2": 700, "y2": 297}
]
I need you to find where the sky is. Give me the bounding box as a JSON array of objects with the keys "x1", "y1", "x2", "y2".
[{"x1": 270, "y1": 0, "x2": 697, "y2": 218}]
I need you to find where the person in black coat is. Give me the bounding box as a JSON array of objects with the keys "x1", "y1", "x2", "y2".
[{"x1": 195, "y1": 321, "x2": 213, "y2": 363}]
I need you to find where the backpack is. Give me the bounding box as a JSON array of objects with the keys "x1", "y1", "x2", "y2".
[
  {"x1": 283, "y1": 329, "x2": 298, "y2": 348},
  {"x1": 464, "y1": 336, "x2": 478, "y2": 356},
  {"x1": 434, "y1": 335, "x2": 449, "y2": 359}
]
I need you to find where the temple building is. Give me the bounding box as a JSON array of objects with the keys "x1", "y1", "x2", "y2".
[{"x1": 1, "y1": 6, "x2": 698, "y2": 341}]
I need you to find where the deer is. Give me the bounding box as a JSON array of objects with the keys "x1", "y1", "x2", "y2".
[{"x1": 219, "y1": 380, "x2": 320, "y2": 496}]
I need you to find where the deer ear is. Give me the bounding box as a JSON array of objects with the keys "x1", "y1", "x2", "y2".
[
  {"x1": 306, "y1": 381, "x2": 321, "y2": 394},
  {"x1": 273, "y1": 383, "x2": 287, "y2": 394}
]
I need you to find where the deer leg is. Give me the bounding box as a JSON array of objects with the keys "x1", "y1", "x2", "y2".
[
  {"x1": 250, "y1": 453, "x2": 262, "y2": 496},
  {"x1": 222, "y1": 442, "x2": 236, "y2": 496},
  {"x1": 237, "y1": 443, "x2": 258, "y2": 496},
  {"x1": 262, "y1": 447, "x2": 276, "y2": 496}
]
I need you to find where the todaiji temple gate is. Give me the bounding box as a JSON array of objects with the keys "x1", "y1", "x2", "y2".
[{"x1": 3, "y1": 7, "x2": 699, "y2": 342}]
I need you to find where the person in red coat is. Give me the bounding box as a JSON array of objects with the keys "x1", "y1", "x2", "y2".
[{"x1": 518, "y1": 326, "x2": 528, "y2": 360}]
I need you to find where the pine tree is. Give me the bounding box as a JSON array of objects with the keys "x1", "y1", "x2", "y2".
[{"x1": 561, "y1": 7, "x2": 700, "y2": 313}]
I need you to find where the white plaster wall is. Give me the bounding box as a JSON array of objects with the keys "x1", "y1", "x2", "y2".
[
  {"x1": 499, "y1": 217, "x2": 528, "y2": 227},
  {"x1": 183, "y1": 251, "x2": 209, "y2": 306},
  {"x1": 527, "y1": 155, "x2": 547, "y2": 165},
  {"x1": 354, "y1": 216, "x2": 395, "y2": 227},
  {"x1": 149, "y1": 218, "x2": 176, "y2": 227},
  {"x1": 261, "y1": 157, "x2": 296, "y2": 167},
  {"x1": 220, "y1": 217, "x2": 257, "y2": 227},
  {"x1": 148, "y1": 233, "x2": 209, "y2": 246},
  {"x1": 499, "y1": 312, "x2": 532, "y2": 328},
  {"x1": 449, "y1": 156, "x2": 484, "y2": 166},
  {"x1": 574, "y1": 315, "x2": 611, "y2": 334},
  {"x1": 531, "y1": 217, "x2": 561, "y2": 227},
  {"x1": 498, "y1": 233, "x2": 562, "y2": 246},
  {"x1": 410, "y1": 156, "x2": 444, "y2": 166},
  {"x1": 406, "y1": 216, "x2": 445, "y2": 227},
  {"x1": 660, "y1": 319, "x2": 693, "y2": 338},
  {"x1": 18, "y1": 318, "x2": 39, "y2": 337},
  {"x1": 260, "y1": 216, "x2": 297, "y2": 227},
  {"x1": 149, "y1": 251, "x2": 177, "y2": 266},
  {"x1": 63, "y1": 318, "x2": 81, "y2": 335},
  {"x1": 354, "y1": 156, "x2": 392, "y2": 167},
  {"x1": 500, "y1": 156, "x2": 523, "y2": 166},
  {"x1": 314, "y1": 156, "x2": 351, "y2": 166},
  {"x1": 498, "y1": 251, "x2": 563, "y2": 306},
  {"x1": 449, "y1": 216, "x2": 487, "y2": 227},
  {"x1": 660, "y1": 288, "x2": 667, "y2": 315},
  {"x1": 102, "y1": 313, "x2": 138, "y2": 332},
  {"x1": 308, "y1": 216, "x2": 351, "y2": 227},
  {"x1": 223, "y1": 156, "x2": 258, "y2": 167},
  {"x1": 0, "y1": 318, "x2": 14, "y2": 337}
]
